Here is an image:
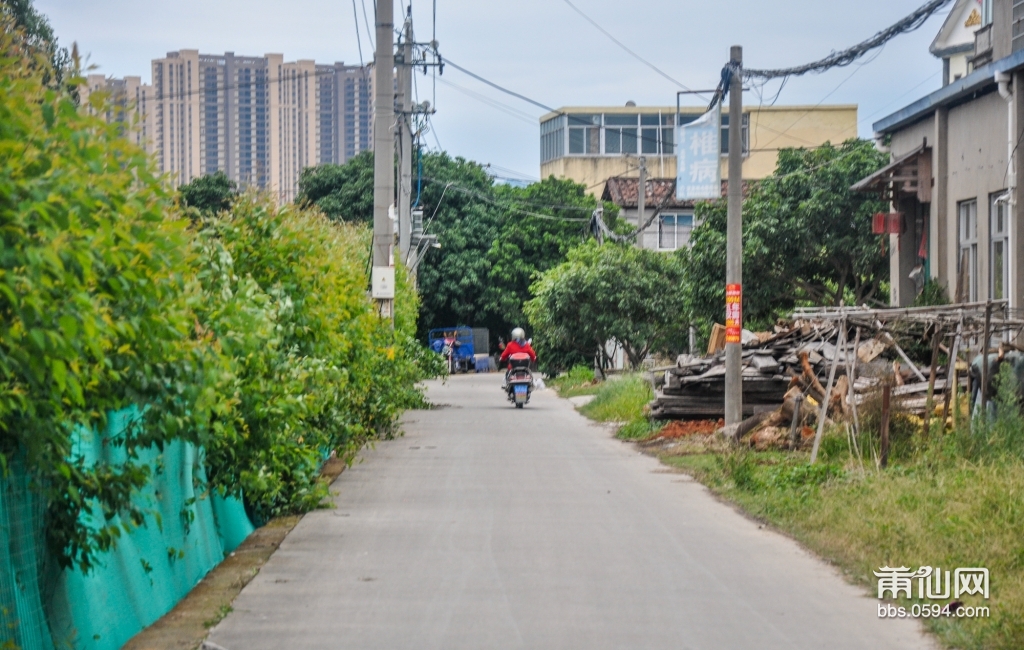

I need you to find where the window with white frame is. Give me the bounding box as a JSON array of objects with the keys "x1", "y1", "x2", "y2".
[
  {"x1": 658, "y1": 213, "x2": 695, "y2": 250},
  {"x1": 568, "y1": 114, "x2": 600, "y2": 154},
  {"x1": 559, "y1": 113, "x2": 683, "y2": 157},
  {"x1": 958, "y1": 199, "x2": 978, "y2": 302},
  {"x1": 991, "y1": 192, "x2": 1009, "y2": 301}
]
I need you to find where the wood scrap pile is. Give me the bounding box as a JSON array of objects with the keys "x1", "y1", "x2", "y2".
[
  {"x1": 650, "y1": 301, "x2": 1024, "y2": 454},
  {"x1": 650, "y1": 321, "x2": 858, "y2": 420}
]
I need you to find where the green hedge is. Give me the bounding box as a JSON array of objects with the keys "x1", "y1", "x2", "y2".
[{"x1": 0, "y1": 25, "x2": 441, "y2": 571}]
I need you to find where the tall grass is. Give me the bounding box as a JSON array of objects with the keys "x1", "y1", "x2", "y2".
[
  {"x1": 549, "y1": 365, "x2": 600, "y2": 398},
  {"x1": 664, "y1": 363, "x2": 1024, "y2": 649},
  {"x1": 579, "y1": 375, "x2": 653, "y2": 422}
]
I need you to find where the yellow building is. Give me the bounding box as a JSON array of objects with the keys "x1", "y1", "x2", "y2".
[{"x1": 539, "y1": 104, "x2": 858, "y2": 192}]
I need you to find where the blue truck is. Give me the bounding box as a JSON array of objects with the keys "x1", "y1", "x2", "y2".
[{"x1": 428, "y1": 327, "x2": 476, "y2": 373}]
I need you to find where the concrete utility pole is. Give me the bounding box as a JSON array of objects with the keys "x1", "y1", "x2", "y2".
[
  {"x1": 637, "y1": 156, "x2": 647, "y2": 248},
  {"x1": 397, "y1": 12, "x2": 413, "y2": 264},
  {"x1": 372, "y1": 0, "x2": 396, "y2": 318},
  {"x1": 725, "y1": 45, "x2": 744, "y2": 427}
]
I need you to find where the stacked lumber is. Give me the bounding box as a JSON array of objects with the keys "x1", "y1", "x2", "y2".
[
  {"x1": 651, "y1": 322, "x2": 837, "y2": 419},
  {"x1": 649, "y1": 320, "x2": 955, "y2": 421}
]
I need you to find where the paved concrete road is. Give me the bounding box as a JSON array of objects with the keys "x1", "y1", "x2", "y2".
[{"x1": 209, "y1": 374, "x2": 932, "y2": 650}]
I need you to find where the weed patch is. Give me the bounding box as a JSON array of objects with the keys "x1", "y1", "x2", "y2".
[{"x1": 579, "y1": 375, "x2": 653, "y2": 423}]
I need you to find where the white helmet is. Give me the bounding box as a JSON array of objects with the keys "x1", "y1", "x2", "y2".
[{"x1": 511, "y1": 327, "x2": 526, "y2": 342}]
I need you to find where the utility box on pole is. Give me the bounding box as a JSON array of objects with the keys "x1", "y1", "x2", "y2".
[
  {"x1": 372, "y1": 0, "x2": 396, "y2": 319},
  {"x1": 725, "y1": 45, "x2": 744, "y2": 426}
]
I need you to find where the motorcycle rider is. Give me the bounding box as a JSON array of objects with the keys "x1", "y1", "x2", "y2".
[{"x1": 500, "y1": 328, "x2": 536, "y2": 385}]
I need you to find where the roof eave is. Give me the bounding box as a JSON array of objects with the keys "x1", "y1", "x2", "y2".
[{"x1": 874, "y1": 48, "x2": 1024, "y2": 134}]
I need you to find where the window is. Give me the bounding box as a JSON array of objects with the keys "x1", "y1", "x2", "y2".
[
  {"x1": 604, "y1": 114, "x2": 638, "y2": 154},
  {"x1": 658, "y1": 213, "x2": 695, "y2": 250},
  {"x1": 720, "y1": 113, "x2": 750, "y2": 156},
  {"x1": 1013, "y1": 0, "x2": 1024, "y2": 53},
  {"x1": 991, "y1": 193, "x2": 1009, "y2": 301},
  {"x1": 540, "y1": 116, "x2": 565, "y2": 163},
  {"x1": 958, "y1": 200, "x2": 978, "y2": 302},
  {"x1": 568, "y1": 114, "x2": 600, "y2": 154}
]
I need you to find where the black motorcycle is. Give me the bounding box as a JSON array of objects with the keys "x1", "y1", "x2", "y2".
[{"x1": 504, "y1": 353, "x2": 533, "y2": 408}]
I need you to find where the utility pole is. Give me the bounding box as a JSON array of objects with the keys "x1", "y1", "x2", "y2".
[
  {"x1": 637, "y1": 156, "x2": 647, "y2": 249},
  {"x1": 372, "y1": 0, "x2": 396, "y2": 318},
  {"x1": 397, "y1": 11, "x2": 413, "y2": 264},
  {"x1": 724, "y1": 45, "x2": 744, "y2": 427}
]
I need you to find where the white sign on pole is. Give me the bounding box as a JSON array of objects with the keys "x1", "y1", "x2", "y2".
[
  {"x1": 371, "y1": 266, "x2": 396, "y2": 299},
  {"x1": 676, "y1": 104, "x2": 722, "y2": 201}
]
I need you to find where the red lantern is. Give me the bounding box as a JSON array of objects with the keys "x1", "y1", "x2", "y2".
[
  {"x1": 872, "y1": 212, "x2": 886, "y2": 234},
  {"x1": 887, "y1": 212, "x2": 904, "y2": 234},
  {"x1": 872, "y1": 212, "x2": 904, "y2": 235}
]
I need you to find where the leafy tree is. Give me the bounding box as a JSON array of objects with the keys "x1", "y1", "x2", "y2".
[
  {"x1": 1, "y1": 0, "x2": 71, "y2": 87},
  {"x1": 687, "y1": 139, "x2": 889, "y2": 337},
  {"x1": 412, "y1": 153, "x2": 505, "y2": 340},
  {"x1": 178, "y1": 171, "x2": 238, "y2": 214},
  {"x1": 484, "y1": 177, "x2": 607, "y2": 331},
  {"x1": 526, "y1": 241, "x2": 688, "y2": 371},
  {"x1": 295, "y1": 150, "x2": 375, "y2": 223},
  {"x1": 0, "y1": 30, "x2": 212, "y2": 570},
  {"x1": 295, "y1": 153, "x2": 621, "y2": 350}
]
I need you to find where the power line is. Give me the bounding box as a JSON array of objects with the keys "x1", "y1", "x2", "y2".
[
  {"x1": 351, "y1": 0, "x2": 365, "y2": 67},
  {"x1": 756, "y1": 51, "x2": 874, "y2": 151},
  {"x1": 559, "y1": 0, "x2": 709, "y2": 100},
  {"x1": 443, "y1": 58, "x2": 559, "y2": 115},
  {"x1": 484, "y1": 163, "x2": 539, "y2": 182},
  {"x1": 361, "y1": 0, "x2": 375, "y2": 50},
  {"x1": 858, "y1": 70, "x2": 941, "y2": 125},
  {"x1": 745, "y1": 0, "x2": 954, "y2": 83},
  {"x1": 435, "y1": 76, "x2": 538, "y2": 125},
  {"x1": 443, "y1": 58, "x2": 675, "y2": 152}
]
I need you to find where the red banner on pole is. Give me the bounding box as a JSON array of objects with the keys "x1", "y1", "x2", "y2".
[{"x1": 725, "y1": 284, "x2": 742, "y2": 344}]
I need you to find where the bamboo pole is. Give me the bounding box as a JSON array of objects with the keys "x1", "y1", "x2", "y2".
[{"x1": 811, "y1": 318, "x2": 846, "y2": 464}]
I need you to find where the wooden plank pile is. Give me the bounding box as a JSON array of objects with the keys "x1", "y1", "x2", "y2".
[
  {"x1": 651, "y1": 322, "x2": 847, "y2": 420},
  {"x1": 652, "y1": 302, "x2": 1024, "y2": 424}
]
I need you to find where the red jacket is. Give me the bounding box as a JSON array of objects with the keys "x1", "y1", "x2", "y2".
[{"x1": 500, "y1": 340, "x2": 537, "y2": 364}]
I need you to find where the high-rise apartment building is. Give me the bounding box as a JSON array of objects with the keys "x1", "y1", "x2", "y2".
[
  {"x1": 81, "y1": 74, "x2": 156, "y2": 151},
  {"x1": 87, "y1": 51, "x2": 374, "y2": 201},
  {"x1": 149, "y1": 50, "x2": 374, "y2": 201}
]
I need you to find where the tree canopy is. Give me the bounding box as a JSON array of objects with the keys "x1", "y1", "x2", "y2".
[
  {"x1": 687, "y1": 139, "x2": 889, "y2": 337},
  {"x1": 294, "y1": 151, "x2": 608, "y2": 348},
  {"x1": 177, "y1": 171, "x2": 238, "y2": 214},
  {"x1": 296, "y1": 151, "x2": 375, "y2": 224},
  {"x1": 525, "y1": 241, "x2": 689, "y2": 372}
]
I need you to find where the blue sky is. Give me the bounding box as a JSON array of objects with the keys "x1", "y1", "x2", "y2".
[{"x1": 37, "y1": 0, "x2": 952, "y2": 180}]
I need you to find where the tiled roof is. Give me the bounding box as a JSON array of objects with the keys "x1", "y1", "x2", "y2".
[{"x1": 601, "y1": 177, "x2": 734, "y2": 209}]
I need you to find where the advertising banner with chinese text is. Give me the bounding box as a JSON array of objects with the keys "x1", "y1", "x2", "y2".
[{"x1": 676, "y1": 104, "x2": 721, "y2": 201}]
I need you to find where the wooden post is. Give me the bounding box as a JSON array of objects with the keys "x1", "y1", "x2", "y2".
[
  {"x1": 923, "y1": 326, "x2": 942, "y2": 439},
  {"x1": 789, "y1": 391, "x2": 805, "y2": 450},
  {"x1": 942, "y1": 316, "x2": 963, "y2": 428},
  {"x1": 810, "y1": 319, "x2": 846, "y2": 464},
  {"x1": 981, "y1": 301, "x2": 992, "y2": 413},
  {"x1": 880, "y1": 383, "x2": 891, "y2": 469}
]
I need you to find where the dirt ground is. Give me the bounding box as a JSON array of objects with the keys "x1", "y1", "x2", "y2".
[{"x1": 653, "y1": 419, "x2": 722, "y2": 440}]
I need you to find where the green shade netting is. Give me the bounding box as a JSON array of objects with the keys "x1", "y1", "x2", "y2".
[{"x1": 1, "y1": 408, "x2": 254, "y2": 650}]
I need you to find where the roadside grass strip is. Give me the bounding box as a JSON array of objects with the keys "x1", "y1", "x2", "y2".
[{"x1": 665, "y1": 445, "x2": 1024, "y2": 650}]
